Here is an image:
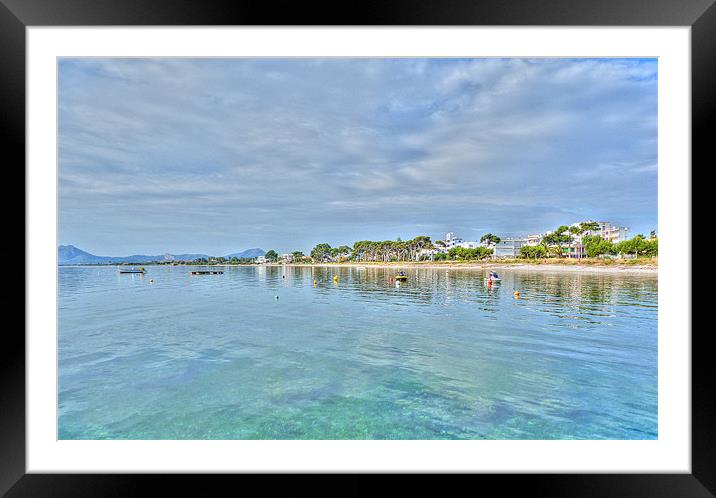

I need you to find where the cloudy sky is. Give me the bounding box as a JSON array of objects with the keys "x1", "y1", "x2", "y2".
[{"x1": 59, "y1": 58, "x2": 657, "y2": 256}]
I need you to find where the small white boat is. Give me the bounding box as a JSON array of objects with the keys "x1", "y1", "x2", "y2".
[
  {"x1": 118, "y1": 267, "x2": 146, "y2": 274},
  {"x1": 484, "y1": 272, "x2": 502, "y2": 283}
]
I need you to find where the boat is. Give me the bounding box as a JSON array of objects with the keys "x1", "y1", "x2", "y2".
[
  {"x1": 394, "y1": 271, "x2": 408, "y2": 282},
  {"x1": 118, "y1": 267, "x2": 146, "y2": 274},
  {"x1": 484, "y1": 271, "x2": 502, "y2": 283}
]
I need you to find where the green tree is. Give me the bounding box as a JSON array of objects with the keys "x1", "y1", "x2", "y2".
[
  {"x1": 310, "y1": 243, "x2": 333, "y2": 262},
  {"x1": 542, "y1": 226, "x2": 572, "y2": 257},
  {"x1": 614, "y1": 234, "x2": 653, "y2": 258},
  {"x1": 571, "y1": 222, "x2": 601, "y2": 259},
  {"x1": 520, "y1": 244, "x2": 547, "y2": 259},
  {"x1": 480, "y1": 233, "x2": 501, "y2": 247},
  {"x1": 265, "y1": 250, "x2": 278, "y2": 262},
  {"x1": 582, "y1": 235, "x2": 614, "y2": 258}
]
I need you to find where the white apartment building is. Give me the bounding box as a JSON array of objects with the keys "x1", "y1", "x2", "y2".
[
  {"x1": 442, "y1": 232, "x2": 481, "y2": 251},
  {"x1": 526, "y1": 234, "x2": 543, "y2": 246},
  {"x1": 573, "y1": 221, "x2": 629, "y2": 243},
  {"x1": 494, "y1": 238, "x2": 527, "y2": 258},
  {"x1": 602, "y1": 224, "x2": 629, "y2": 243},
  {"x1": 443, "y1": 232, "x2": 464, "y2": 249},
  {"x1": 255, "y1": 256, "x2": 267, "y2": 264}
]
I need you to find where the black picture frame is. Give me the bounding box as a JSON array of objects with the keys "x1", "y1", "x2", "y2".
[{"x1": 2, "y1": 0, "x2": 708, "y2": 494}]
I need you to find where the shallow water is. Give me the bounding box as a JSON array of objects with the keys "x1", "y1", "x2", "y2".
[{"x1": 58, "y1": 265, "x2": 657, "y2": 440}]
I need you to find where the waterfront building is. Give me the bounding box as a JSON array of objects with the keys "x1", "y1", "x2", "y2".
[
  {"x1": 442, "y1": 232, "x2": 481, "y2": 251},
  {"x1": 526, "y1": 234, "x2": 543, "y2": 246},
  {"x1": 602, "y1": 224, "x2": 629, "y2": 243},
  {"x1": 494, "y1": 238, "x2": 527, "y2": 258},
  {"x1": 572, "y1": 221, "x2": 629, "y2": 243},
  {"x1": 255, "y1": 256, "x2": 267, "y2": 264},
  {"x1": 443, "y1": 232, "x2": 464, "y2": 249},
  {"x1": 416, "y1": 248, "x2": 438, "y2": 260}
]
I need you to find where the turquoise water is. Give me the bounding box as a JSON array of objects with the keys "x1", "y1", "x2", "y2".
[{"x1": 58, "y1": 265, "x2": 657, "y2": 440}]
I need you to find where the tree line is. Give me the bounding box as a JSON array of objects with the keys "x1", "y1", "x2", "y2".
[
  {"x1": 307, "y1": 236, "x2": 495, "y2": 263},
  {"x1": 520, "y1": 222, "x2": 658, "y2": 259},
  {"x1": 582, "y1": 234, "x2": 658, "y2": 258}
]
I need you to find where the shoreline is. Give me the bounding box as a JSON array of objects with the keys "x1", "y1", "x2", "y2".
[
  {"x1": 69, "y1": 261, "x2": 657, "y2": 275},
  {"x1": 278, "y1": 262, "x2": 658, "y2": 275}
]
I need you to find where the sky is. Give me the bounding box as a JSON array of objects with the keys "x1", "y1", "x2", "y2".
[{"x1": 58, "y1": 58, "x2": 657, "y2": 256}]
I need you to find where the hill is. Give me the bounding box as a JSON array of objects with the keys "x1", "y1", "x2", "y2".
[
  {"x1": 225, "y1": 248, "x2": 265, "y2": 259},
  {"x1": 58, "y1": 245, "x2": 209, "y2": 265},
  {"x1": 58, "y1": 245, "x2": 265, "y2": 265}
]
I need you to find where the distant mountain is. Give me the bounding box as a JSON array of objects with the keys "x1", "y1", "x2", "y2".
[
  {"x1": 225, "y1": 248, "x2": 265, "y2": 259},
  {"x1": 58, "y1": 245, "x2": 209, "y2": 265},
  {"x1": 58, "y1": 245, "x2": 103, "y2": 264}
]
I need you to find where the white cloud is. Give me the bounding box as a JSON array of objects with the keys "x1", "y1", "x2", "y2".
[{"x1": 59, "y1": 58, "x2": 657, "y2": 254}]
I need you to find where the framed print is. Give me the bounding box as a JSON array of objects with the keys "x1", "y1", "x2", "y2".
[{"x1": 3, "y1": 0, "x2": 711, "y2": 494}]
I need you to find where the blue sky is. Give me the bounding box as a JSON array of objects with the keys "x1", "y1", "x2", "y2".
[{"x1": 58, "y1": 58, "x2": 657, "y2": 255}]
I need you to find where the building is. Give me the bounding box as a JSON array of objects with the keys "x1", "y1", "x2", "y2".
[
  {"x1": 602, "y1": 224, "x2": 629, "y2": 243},
  {"x1": 416, "y1": 248, "x2": 438, "y2": 260},
  {"x1": 279, "y1": 253, "x2": 294, "y2": 263},
  {"x1": 573, "y1": 221, "x2": 629, "y2": 243},
  {"x1": 563, "y1": 245, "x2": 586, "y2": 258},
  {"x1": 494, "y1": 238, "x2": 527, "y2": 258},
  {"x1": 255, "y1": 256, "x2": 267, "y2": 264},
  {"x1": 443, "y1": 232, "x2": 464, "y2": 249},
  {"x1": 526, "y1": 234, "x2": 543, "y2": 246},
  {"x1": 441, "y1": 232, "x2": 480, "y2": 251}
]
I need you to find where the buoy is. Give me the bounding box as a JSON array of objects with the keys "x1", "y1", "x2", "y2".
[
  {"x1": 276, "y1": 295, "x2": 279, "y2": 299},
  {"x1": 514, "y1": 291, "x2": 520, "y2": 299},
  {"x1": 282, "y1": 275, "x2": 285, "y2": 279},
  {"x1": 333, "y1": 275, "x2": 338, "y2": 282},
  {"x1": 149, "y1": 279, "x2": 154, "y2": 283},
  {"x1": 313, "y1": 279, "x2": 317, "y2": 286}
]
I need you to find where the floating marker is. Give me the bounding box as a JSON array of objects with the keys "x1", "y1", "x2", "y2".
[{"x1": 514, "y1": 291, "x2": 520, "y2": 299}]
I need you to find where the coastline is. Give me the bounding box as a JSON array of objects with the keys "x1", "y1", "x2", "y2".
[
  {"x1": 63, "y1": 260, "x2": 658, "y2": 275},
  {"x1": 277, "y1": 262, "x2": 658, "y2": 275}
]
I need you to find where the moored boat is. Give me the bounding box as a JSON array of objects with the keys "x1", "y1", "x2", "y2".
[
  {"x1": 484, "y1": 271, "x2": 501, "y2": 283},
  {"x1": 118, "y1": 267, "x2": 146, "y2": 274}
]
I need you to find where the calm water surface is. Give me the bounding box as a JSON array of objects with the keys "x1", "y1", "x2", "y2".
[{"x1": 58, "y1": 265, "x2": 657, "y2": 439}]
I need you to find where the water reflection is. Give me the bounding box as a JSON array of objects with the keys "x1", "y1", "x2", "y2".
[{"x1": 58, "y1": 265, "x2": 657, "y2": 440}]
